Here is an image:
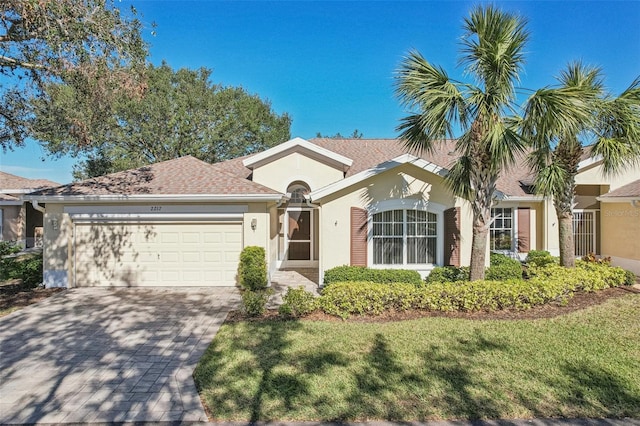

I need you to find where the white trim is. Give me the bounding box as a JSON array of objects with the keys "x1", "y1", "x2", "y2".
[
  {"x1": 64, "y1": 204, "x2": 248, "y2": 215},
  {"x1": 310, "y1": 154, "x2": 448, "y2": 201},
  {"x1": 0, "y1": 200, "x2": 22, "y2": 206},
  {"x1": 577, "y1": 155, "x2": 603, "y2": 172},
  {"x1": 242, "y1": 137, "x2": 353, "y2": 171},
  {"x1": 500, "y1": 196, "x2": 544, "y2": 201},
  {"x1": 23, "y1": 194, "x2": 284, "y2": 203},
  {"x1": 69, "y1": 213, "x2": 244, "y2": 222},
  {"x1": 366, "y1": 202, "x2": 446, "y2": 269}
]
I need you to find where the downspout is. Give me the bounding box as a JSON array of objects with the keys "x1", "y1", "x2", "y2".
[
  {"x1": 31, "y1": 200, "x2": 46, "y2": 213},
  {"x1": 631, "y1": 200, "x2": 640, "y2": 208}
]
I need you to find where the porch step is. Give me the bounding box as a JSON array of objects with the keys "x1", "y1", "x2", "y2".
[{"x1": 268, "y1": 268, "x2": 320, "y2": 308}]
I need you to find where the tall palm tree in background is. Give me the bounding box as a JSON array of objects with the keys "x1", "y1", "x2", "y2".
[
  {"x1": 395, "y1": 5, "x2": 528, "y2": 280},
  {"x1": 522, "y1": 64, "x2": 640, "y2": 267}
]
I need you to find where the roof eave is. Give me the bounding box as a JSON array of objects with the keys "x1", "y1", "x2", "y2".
[
  {"x1": 22, "y1": 194, "x2": 285, "y2": 203},
  {"x1": 597, "y1": 196, "x2": 640, "y2": 203}
]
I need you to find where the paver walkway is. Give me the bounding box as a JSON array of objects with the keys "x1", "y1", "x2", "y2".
[{"x1": 0, "y1": 287, "x2": 240, "y2": 424}]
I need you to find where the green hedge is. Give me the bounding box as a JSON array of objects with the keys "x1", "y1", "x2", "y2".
[
  {"x1": 318, "y1": 262, "x2": 630, "y2": 319},
  {"x1": 278, "y1": 286, "x2": 318, "y2": 318},
  {"x1": 323, "y1": 265, "x2": 422, "y2": 286},
  {"x1": 426, "y1": 252, "x2": 522, "y2": 283},
  {"x1": 238, "y1": 246, "x2": 267, "y2": 290}
]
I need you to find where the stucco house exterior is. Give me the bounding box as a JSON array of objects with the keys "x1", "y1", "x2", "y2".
[
  {"x1": 0, "y1": 171, "x2": 60, "y2": 248},
  {"x1": 24, "y1": 137, "x2": 640, "y2": 288}
]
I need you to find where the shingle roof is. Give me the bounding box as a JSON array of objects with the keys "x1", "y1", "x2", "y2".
[
  {"x1": 0, "y1": 171, "x2": 60, "y2": 191},
  {"x1": 0, "y1": 193, "x2": 19, "y2": 202},
  {"x1": 600, "y1": 179, "x2": 640, "y2": 198},
  {"x1": 213, "y1": 138, "x2": 536, "y2": 197},
  {"x1": 28, "y1": 156, "x2": 280, "y2": 196}
]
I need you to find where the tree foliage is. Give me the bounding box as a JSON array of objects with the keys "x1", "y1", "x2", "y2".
[
  {"x1": 39, "y1": 63, "x2": 292, "y2": 179},
  {"x1": 0, "y1": 0, "x2": 147, "y2": 150},
  {"x1": 521, "y1": 63, "x2": 640, "y2": 267},
  {"x1": 395, "y1": 5, "x2": 528, "y2": 280},
  {"x1": 315, "y1": 129, "x2": 363, "y2": 139}
]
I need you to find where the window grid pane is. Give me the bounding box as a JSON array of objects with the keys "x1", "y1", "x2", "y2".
[
  {"x1": 490, "y1": 208, "x2": 513, "y2": 251},
  {"x1": 373, "y1": 209, "x2": 438, "y2": 266}
]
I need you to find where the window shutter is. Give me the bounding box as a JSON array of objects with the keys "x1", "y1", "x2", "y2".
[
  {"x1": 444, "y1": 207, "x2": 461, "y2": 267},
  {"x1": 350, "y1": 207, "x2": 368, "y2": 266},
  {"x1": 517, "y1": 207, "x2": 530, "y2": 253}
]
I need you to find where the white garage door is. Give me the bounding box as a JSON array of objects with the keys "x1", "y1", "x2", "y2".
[{"x1": 74, "y1": 222, "x2": 242, "y2": 287}]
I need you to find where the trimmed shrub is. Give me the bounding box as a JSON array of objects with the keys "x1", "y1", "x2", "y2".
[
  {"x1": 323, "y1": 265, "x2": 422, "y2": 286},
  {"x1": 525, "y1": 250, "x2": 557, "y2": 268},
  {"x1": 15, "y1": 253, "x2": 43, "y2": 288},
  {"x1": 486, "y1": 253, "x2": 523, "y2": 281},
  {"x1": 241, "y1": 289, "x2": 273, "y2": 317},
  {"x1": 238, "y1": 246, "x2": 267, "y2": 290},
  {"x1": 623, "y1": 270, "x2": 637, "y2": 286},
  {"x1": 319, "y1": 262, "x2": 630, "y2": 318},
  {"x1": 278, "y1": 286, "x2": 318, "y2": 318},
  {"x1": 425, "y1": 266, "x2": 469, "y2": 283}
]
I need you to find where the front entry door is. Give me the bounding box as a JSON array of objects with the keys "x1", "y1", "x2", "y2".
[{"x1": 287, "y1": 209, "x2": 312, "y2": 261}]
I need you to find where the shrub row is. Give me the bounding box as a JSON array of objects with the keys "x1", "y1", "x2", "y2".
[
  {"x1": 280, "y1": 262, "x2": 632, "y2": 319},
  {"x1": 426, "y1": 252, "x2": 523, "y2": 283},
  {"x1": 323, "y1": 265, "x2": 422, "y2": 286}
]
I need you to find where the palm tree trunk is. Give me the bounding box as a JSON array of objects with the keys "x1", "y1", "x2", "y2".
[
  {"x1": 557, "y1": 210, "x2": 575, "y2": 267},
  {"x1": 554, "y1": 175, "x2": 577, "y2": 268},
  {"x1": 470, "y1": 219, "x2": 489, "y2": 281}
]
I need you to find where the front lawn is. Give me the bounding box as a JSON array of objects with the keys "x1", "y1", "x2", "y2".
[{"x1": 195, "y1": 292, "x2": 640, "y2": 421}]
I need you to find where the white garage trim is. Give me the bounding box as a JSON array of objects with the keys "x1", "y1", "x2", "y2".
[
  {"x1": 70, "y1": 213, "x2": 244, "y2": 222},
  {"x1": 72, "y1": 221, "x2": 243, "y2": 287}
]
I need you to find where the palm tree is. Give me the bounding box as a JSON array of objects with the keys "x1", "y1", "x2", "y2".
[
  {"x1": 395, "y1": 5, "x2": 528, "y2": 280},
  {"x1": 522, "y1": 64, "x2": 640, "y2": 267}
]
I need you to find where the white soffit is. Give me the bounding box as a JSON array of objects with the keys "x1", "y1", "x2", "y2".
[
  {"x1": 242, "y1": 137, "x2": 353, "y2": 172},
  {"x1": 309, "y1": 154, "x2": 448, "y2": 201}
]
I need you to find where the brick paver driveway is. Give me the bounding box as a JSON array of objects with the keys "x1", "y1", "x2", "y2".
[{"x1": 0, "y1": 287, "x2": 240, "y2": 424}]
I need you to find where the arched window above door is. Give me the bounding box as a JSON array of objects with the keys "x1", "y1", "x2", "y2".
[{"x1": 287, "y1": 182, "x2": 310, "y2": 205}]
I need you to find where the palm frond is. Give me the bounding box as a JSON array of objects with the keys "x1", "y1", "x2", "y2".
[
  {"x1": 460, "y1": 5, "x2": 529, "y2": 105},
  {"x1": 533, "y1": 161, "x2": 568, "y2": 197},
  {"x1": 591, "y1": 75, "x2": 640, "y2": 175},
  {"x1": 395, "y1": 50, "x2": 467, "y2": 153},
  {"x1": 446, "y1": 154, "x2": 473, "y2": 200}
]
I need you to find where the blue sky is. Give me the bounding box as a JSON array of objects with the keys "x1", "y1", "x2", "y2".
[{"x1": 2, "y1": 1, "x2": 639, "y2": 184}]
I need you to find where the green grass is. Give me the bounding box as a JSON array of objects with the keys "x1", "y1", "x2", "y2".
[{"x1": 195, "y1": 293, "x2": 640, "y2": 421}]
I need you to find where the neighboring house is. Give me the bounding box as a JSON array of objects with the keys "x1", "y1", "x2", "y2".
[
  {"x1": 24, "y1": 137, "x2": 640, "y2": 288},
  {"x1": 597, "y1": 179, "x2": 640, "y2": 275},
  {"x1": 0, "y1": 171, "x2": 60, "y2": 248}
]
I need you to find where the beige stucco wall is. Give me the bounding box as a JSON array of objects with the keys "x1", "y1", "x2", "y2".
[
  {"x1": 41, "y1": 201, "x2": 272, "y2": 288},
  {"x1": 318, "y1": 164, "x2": 456, "y2": 272},
  {"x1": 576, "y1": 162, "x2": 640, "y2": 190},
  {"x1": 1, "y1": 205, "x2": 24, "y2": 243},
  {"x1": 600, "y1": 202, "x2": 640, "y2": 274},
  {"x1": 252, "y1": 152, "x2": 344, "y2": 192}
]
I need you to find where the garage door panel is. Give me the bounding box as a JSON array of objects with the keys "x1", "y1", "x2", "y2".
[{"x1": 75, "y1": 223, "x2": 242, "y2": 287}]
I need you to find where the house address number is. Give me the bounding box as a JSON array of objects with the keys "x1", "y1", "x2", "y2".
[{"x1": 150, "y1": 206, "x2": 162, "y2": 212}]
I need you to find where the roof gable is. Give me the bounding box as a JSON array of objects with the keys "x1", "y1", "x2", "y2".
[
  {"x1": 309, "y1": 154, "x2": 448, "y2": 201},
  {"x1": 242, "y1": 137, "x2": 353, "y2": 172}
]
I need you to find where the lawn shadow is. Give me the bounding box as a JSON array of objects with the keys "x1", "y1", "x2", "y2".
[{"x1": 195, "y1": 319, "x2": 350, "y2": 421}]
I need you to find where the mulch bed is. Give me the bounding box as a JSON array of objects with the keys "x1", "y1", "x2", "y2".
[
  {"x1": 228, "y1": 285, "x2": 640, "y2": 323},
  {"x1": 0, "y1": 283, "x2": 64, "y2": 313}
]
